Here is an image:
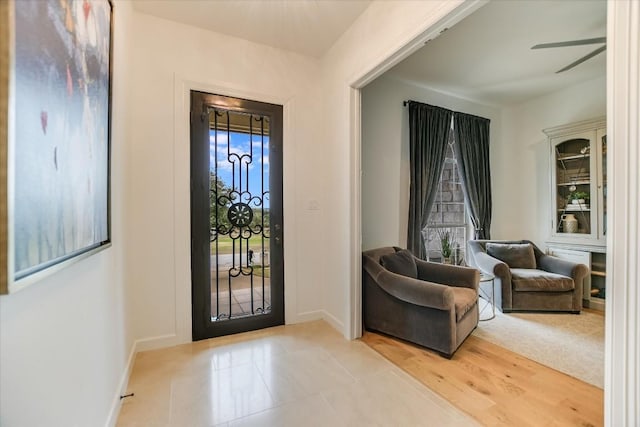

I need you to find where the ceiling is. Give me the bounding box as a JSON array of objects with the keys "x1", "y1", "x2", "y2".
[
  {"x1": 131, "y1": 0, "x2": 606, "y2": 106},
  {"x1": 131, "y1": 0, "x2": 372, "y2": 58},
  {"x1": 386, "y1": 0, "x2": 607, "y2": 107}
]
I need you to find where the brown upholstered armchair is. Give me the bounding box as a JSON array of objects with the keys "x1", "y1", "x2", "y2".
[
  {"x1": 467, "y1": 240, "x2": 589, "y2": 313},
  {"x1": 362, "y1": 247, "x2": 480, "y2": 358}
]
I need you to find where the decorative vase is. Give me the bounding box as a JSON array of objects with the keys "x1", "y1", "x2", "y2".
[{"x1": 562, "y1": 214, "x2": 579, "y2": 233}]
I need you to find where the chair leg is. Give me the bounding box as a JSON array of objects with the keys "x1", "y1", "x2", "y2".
[{"x1": 441, "y1": 352, "x2": 454, "y2": 360}]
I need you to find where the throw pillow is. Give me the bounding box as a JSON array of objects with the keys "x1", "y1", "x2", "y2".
[
  {"x1": 380, "y1": 249, "x2": 418, "y2": 278},
  {"x1": 486, "y1": 243, "x2": 536, "y2": 269}
]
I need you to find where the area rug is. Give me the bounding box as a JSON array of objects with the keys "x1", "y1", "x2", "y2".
[{"x1": 473, "y1": 306, "x2": 604, "y2": 388}]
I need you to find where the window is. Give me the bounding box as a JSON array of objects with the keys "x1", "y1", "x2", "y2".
[{"x1": 422, "y1": 139, "x2": 467, "y2": 264}]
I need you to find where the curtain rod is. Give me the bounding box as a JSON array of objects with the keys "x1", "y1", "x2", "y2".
[
  {"x1": 403, "y1": 100, "x2": 440, "y2": 108},
  {"x1": 402, "y1": 100, "x2": 489, "y2": 122}
]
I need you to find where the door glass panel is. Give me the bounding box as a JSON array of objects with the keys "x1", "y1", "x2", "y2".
[
  {"x1": 209, "y1": 109, "x2": 270, "y2": 321},
  {"x1": 555, "y1": 138, "x2": 591, "y2": 235}
]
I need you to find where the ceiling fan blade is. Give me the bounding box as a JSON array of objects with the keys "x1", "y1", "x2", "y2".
[
  {"x1": 556, "y1": 45, "x2": 607, "y2": 73},
  {"x1": 532, "y1": 37, "x2": 606, "y2": 49}
]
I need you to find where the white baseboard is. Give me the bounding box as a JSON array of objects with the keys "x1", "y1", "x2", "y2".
[
  {"x1": 104, "y1": 342, "x2": 137, "y2": 427},
  {"x1": 290, "y1": 309, "x2": 324, "y2": 324},
  {"x1": 291, "y1": 309, "x2": 346, "y2": 338},
  {"x1": 320, "y1": 310, "x2": 345, "y2": 337},
  {"x1": 134, "y1": 333, "x2": 184, "y2": 352}
]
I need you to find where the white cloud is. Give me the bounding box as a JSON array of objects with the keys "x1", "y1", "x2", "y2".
[
  {"x1": 209, "y1": 133, "x2": 228, "y2": 145},
  {"x1": 210, "y1": 154, "x2": 233, "y2": 172}
]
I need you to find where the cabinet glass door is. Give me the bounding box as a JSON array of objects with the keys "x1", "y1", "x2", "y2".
[{"x1": 555, "y1": 138, "x2": 593, "y2": 236}]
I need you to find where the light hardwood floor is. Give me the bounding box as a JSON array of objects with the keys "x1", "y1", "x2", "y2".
[{"x1": 361, "y1": 331, "x2": 603, "y2": 427}]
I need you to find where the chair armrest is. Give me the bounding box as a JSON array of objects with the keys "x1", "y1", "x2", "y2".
[
  {"x1": 473, "y1": 252, "x2": 511, "y2": 282},
  {"x1": 377, "y1": 270, "x2": 455, "y2": 311},
  {"x1": 414, "y1": 258, "x2": 479, "y2": 291},
  {"x1": 538, "y1": 255, "x2": 589, "y2": 282},
  {"x1": 363, "y1": 257, "x2": 454, "y2": 310}
]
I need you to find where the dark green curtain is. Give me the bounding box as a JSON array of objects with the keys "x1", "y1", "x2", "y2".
[
  {"x1": 453, "y1": 112, "x2": 492, "y2": 239},
  {"x1": 407, "y1": 102, "x2": 453, "y2": 259}
]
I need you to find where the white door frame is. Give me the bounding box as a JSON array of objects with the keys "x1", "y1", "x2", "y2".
[
  {"x1": 347, "y1": 0, "x2": 485, "y2": 342},
  {"x1": 604, "y1": 1, "x2": 639, "y2": 424}
]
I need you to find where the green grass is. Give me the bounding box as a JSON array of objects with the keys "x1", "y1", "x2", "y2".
[
  {"x1": 252, "y1": 266, "x2": 270, "y2": 278},
  {"x1": 211, "y1": 235, "x2": 269, "y2": 255}
]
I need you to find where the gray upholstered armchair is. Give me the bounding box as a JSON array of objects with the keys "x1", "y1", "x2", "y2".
[
  {"x1": 362, "y1": 247, "x2": 480, "y2": 358},
  {"x1": 467, "y1": 240, "x2": 589, "y2": 313}
]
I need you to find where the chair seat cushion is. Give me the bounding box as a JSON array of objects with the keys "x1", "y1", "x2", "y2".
[
  {"x1": 380, "y1": 249, "x2": 417, "y2": 278},
  {"x1": 511, "y1": 268, "x2": 574, "y2": 292},
  {"x1": 451, "y1": 287, "x2": 477, "y2": 321}
]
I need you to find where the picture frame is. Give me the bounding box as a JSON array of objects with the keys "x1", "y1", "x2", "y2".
[{"x1": 1, "y1": 0, "x2": 113, "y2": 294}]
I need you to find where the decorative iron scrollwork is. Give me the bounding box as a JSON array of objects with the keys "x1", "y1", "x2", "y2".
[{"x1": 227, "y1": 202, "x2": 253, "y2": 228}]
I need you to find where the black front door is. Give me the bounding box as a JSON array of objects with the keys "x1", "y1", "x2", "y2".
[{"x1": 190, "y1": 90, "x2": 284, "y2": 340}]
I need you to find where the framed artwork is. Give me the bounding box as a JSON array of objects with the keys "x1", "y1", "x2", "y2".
[{"x1": 1, "y1": 0, "x2": 113, "y2": 293}]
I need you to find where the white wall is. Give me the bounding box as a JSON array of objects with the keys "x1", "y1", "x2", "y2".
[
  {"x1": 494, "y1": 75, "x2": 606, "y2": 247},
  {"x1": 0, "y1": 2, "x2": 135, "y2": 425},
  {"x1": 127, "y1": 12, "x2": 326, "y2": 347},
  {"x1": 361, "y1": 76, "x2": 501, "y2": 250}
]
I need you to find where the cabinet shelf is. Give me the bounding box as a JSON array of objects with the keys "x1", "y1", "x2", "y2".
[
  {"x1": 557, "y1": 153, "x2": 590, "y2": 161},
  {"x1": 591, "y1": 271, "x2": 606, "y2": 277},
  {"x1": 557, "y1": 181, "x2": 590, "y2": 186}
]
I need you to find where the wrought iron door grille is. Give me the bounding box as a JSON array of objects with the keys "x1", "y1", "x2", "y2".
[{"x1": 208, "y1": 107, "x2": 271, "y2": 321}]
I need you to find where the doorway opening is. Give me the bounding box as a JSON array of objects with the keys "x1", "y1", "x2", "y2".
[{"x1": 357, "y1": 0, "x2": 606, "y2": 387}]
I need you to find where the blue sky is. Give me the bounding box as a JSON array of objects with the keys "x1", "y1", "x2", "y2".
[{"x1": 209, "y1": 130, "x2": 270, "y2": 208}]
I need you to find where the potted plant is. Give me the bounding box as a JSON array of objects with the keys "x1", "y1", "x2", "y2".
[
  {"x1": 567, "y1": 190, "x2": 590, "y2": 205},
  {"x1": 437, "y1": 229, "x2": 452, "y2": 263}
]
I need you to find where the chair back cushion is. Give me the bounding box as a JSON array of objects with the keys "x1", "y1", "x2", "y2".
[
  {"x1": 486, "y1": 242, "x2": 536, "y2": 269},
  {"x1": 380, "y1": 249, "x2": 417, "y2": 278}
]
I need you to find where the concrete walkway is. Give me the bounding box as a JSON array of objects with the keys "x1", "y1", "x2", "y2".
[{"x1": 210, "y1": 269, "x2": 271, "y2": 319}]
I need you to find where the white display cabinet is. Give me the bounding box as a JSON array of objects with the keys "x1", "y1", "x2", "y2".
[
  {"x1": 545, "y1": 116, "x2": 606, "y2": 310},
  {"x1": 546, "y1": 117, "x2": 606, "y2": 247}
]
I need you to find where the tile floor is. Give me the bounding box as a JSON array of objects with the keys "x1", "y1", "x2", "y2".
[{"x1": 117, "y1": 320, "x2": 477, "y2": 426}]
